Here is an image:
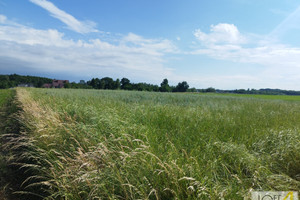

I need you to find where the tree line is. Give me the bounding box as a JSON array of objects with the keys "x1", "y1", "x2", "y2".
[
  {"x1": 0, "y1": 74, "x2": 192, "y2": 92},
  {"x1": 70, "y1": 77, "x2": 191, "y2": 92},
  {"x1": 2, "y1": 74, "x2": 300, "y2": 95},
  {"x1": 0, "y1": 74, "x2": 52, "y2": 89}
]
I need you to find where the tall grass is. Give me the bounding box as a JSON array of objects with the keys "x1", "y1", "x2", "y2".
[
  {"x1": 0, "y1": 89, "x2": 12, "y2": 199},
  {"x1": 200, "y1": 92, "x2": 300, "y2": 101},
  {"x1": 5, "y1": 88, "x2": 300, "y2": 199},
  {"x1": 0, "y1": 89, "x2": 13, "y2": 107},
  {"x1": 0, "y1": 89, "x2": 20, "y2": 200}
]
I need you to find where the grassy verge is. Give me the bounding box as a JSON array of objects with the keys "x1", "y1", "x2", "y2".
[
  {"x1": 0, "y1": 89, "x2": 17, "y2": 199},
  {"x1": 0, "y1": 89, "x2": 13, "y2": 107},
  {"x1": 0, "y1": 89, "x2": 46, "y2": 200},
  {"x1": 3, "y1": 88, "x2": 300, "y2": 199}
]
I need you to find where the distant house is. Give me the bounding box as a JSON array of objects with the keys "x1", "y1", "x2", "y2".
[
  {"x1": 43, "y1": 83, "x2": 52, "y2": 88},
  {"x1": 18, "y1": 83, "x2": 34, "y2": 87},
  {"x1": 43, "y1": 80, "x2": 69, "y2": 88}
]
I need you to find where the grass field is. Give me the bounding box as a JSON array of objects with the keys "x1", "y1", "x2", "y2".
[
  {"x1": 200, "y1": 92, "x2": 300, "y2": 101},
  {"x1": 0, "y1": 89, "x2": 13, "y2": 107},
  {"x1": 1, "y1": 88, "x2": 300, "y2": 199},
  {"x1": 0, "y1": 89, "x2": 15, "y2": 199}
]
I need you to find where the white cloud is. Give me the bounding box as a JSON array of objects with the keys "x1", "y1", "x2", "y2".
[
  {"x1": 192, "y1": 25, "x2": 300, "y2": 68},
  {"x1": 0, "y1": 15, "x2": 6, "y2": 23},
  {"x1": 29, "y1": 0, "x2": 98, "y2": 34},
  {"x1": 0, "y1": 15, "x2": 176, "y2": 82},
  {"x1": 0, "y1": 25, "x2": 73, "y2": 47},
  {"x1": 192, "y1": 23, "x2": 300, "y2": 89},
  {"x1": 194, "y1": 23, "x2": 246, "y2": 45},
  {"x1": 122, "y1": 33, "x2": 178, "y2": 55}
]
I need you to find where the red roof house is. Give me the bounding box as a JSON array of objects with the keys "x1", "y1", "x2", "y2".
[{"x1": 43, "y1": 80, "x2": 69, "y2": 88}]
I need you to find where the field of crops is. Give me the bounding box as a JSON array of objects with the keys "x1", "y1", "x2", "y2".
[
  {"x1": 1, "y1": 88, "x2": 300, "y2": 199},
  {"x1": 204, "y1": 93, "x2": 300, "y2": 101}
]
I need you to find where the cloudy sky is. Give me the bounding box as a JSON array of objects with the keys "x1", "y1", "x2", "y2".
[{"x1": 1, "y1": 0, "x2": 300, "y2": 89}]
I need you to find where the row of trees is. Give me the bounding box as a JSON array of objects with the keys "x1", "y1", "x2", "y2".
[
  {"x1": 0, "y1": 74, "x2": 192, "y2": 93},
  {"x1": 0, "y1": 74, "x2": 300, "y2": 95},
  {"x1": 3, "y1": 74, "x2": 300, "y2": 95},
  {"x1": 55, "y1": 78, "x2": 300, "y2": 95},
  {"x1": 84, "y1": 77, "x2": 191, "y2": 92},
  {"x1": 0, "y1": 74, "x2": 52, "y2": 89},
  {"x1": 159, "y1": 79, "x2": 190, "y2": 92}
]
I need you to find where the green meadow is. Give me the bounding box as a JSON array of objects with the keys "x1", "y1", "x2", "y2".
[
  {"x1": 0, "y1": 89, "x2": 15, "y2": 199},
  {"x1": 0, "y1": 89, "x2": 13, "y2": 107},
  {"x1": 199, "y1": 92, "x2": 300, "y2": 101},
  {"x1": 1, "y1": 88, "x2": 299, "y2": 199}
]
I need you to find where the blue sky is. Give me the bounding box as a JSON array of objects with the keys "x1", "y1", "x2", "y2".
[{"x1": 1, "y1": 0, "x2": 300, "y2": 89}]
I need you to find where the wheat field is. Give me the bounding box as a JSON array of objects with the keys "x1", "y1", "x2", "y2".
[{"x1": 1, "y1": 88, "x2": 299, "y2": 199}]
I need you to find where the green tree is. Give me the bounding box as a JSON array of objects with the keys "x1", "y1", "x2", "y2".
[
  {"x1": 64, "y1": 82, "x2": 71, "y2": 88},
  {"x1": 0, "y1": 75, "x2": 9, "y2": 89},
  {"x1": 188, "y1": 87, "x2": 197, "y2": 92},
  {"x1": 159, "y1": 78, "x2": 171, "y2": 92},
  {"x1": 88, "y1": 78, "x2": 97, "y2": 88},
  {"x1": 174, "y1": 81, "x2": 189, "y2": 92},
  {"x1": 114, "y1": 78, "x2": 121, "y2": 89},
  {"x1": 121, "y1": 78, "x2": 132, "y2": 90},
  {"x1": 100, "y1": 77, "x2": 114, "y2": 89},
  {"x1": 205, "y1": 87, "x2": 216, "y2": 93}
]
